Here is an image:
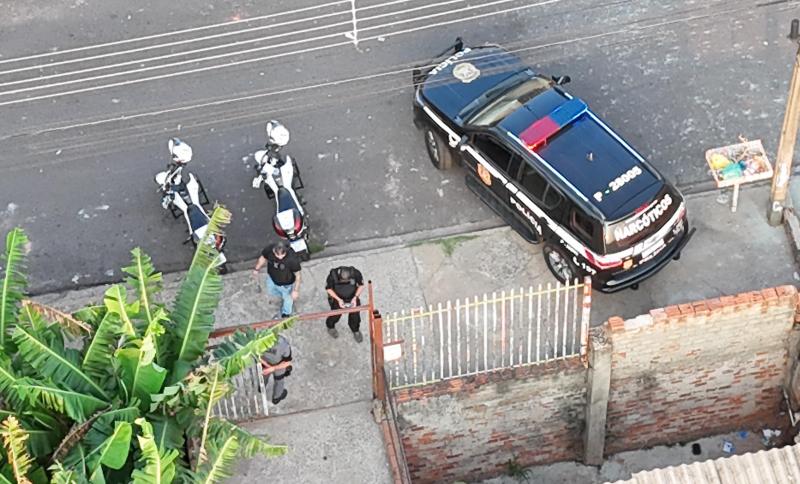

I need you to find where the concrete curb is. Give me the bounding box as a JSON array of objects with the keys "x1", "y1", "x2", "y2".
[
  {"x1": 30, "y1": 182, "x2": 792, "y2": 300},
  {"x1": 31, "y1": 219, "x2": 508, "y2": 299},
  {"x1": 224, "y1": 218, "x2": 505, "y2": 274}
]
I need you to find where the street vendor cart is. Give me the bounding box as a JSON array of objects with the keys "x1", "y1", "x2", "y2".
[{"x1": 705, "y1": 139, "x2": 773, "y2": 212}]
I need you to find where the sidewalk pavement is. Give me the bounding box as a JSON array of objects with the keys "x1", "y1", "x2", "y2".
[{"x1": 33, "y1": 183, "x2": 798, "y2": 483}]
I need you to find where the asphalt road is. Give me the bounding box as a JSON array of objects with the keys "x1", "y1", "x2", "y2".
[{"x1": 0, "y1": 0, "x2": 798, "y2": 293}]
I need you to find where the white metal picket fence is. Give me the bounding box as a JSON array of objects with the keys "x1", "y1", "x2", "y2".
[
  {"x1": 212, "y1": 360, "x2": 272, "y2": 422},
  {"x1": 382, "y1": 278, "x2": 591, "y2": 390}
]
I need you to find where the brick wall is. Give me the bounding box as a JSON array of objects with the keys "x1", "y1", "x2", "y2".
[
  {"x1": 604, "y1": 286, "x2": 797, "y2": 454},
  {"x1": 389, "y1": 285, "x2": 799, "y2": 482},
  {"x1": 392, "y1": 357, "x2": 586, "y2": 484}
]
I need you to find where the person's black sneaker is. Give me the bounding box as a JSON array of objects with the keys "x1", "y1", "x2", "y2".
[
  {"x1": 327, "y1": 327, "x2": 339, "y2": 339},
  {"x1": 352, "y1": 331, "x2": 363, "y2": 343},
  {"x1": 272, "y1": 389, "x2": 288, "y2": 405},
  {"x1": 281, "y1": 313, "x2": 291, "y2": 318}
]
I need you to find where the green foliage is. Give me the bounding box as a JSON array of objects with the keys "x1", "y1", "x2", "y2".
[
  {"x1": 189, "y1": 418, "x2": 287, "y2": 484},
  {"x1": 132, "y1": 418, "x2": 178, "y2": 484},
  {"x1": 207, "y1": 419, "x2": 287, "y2": 458},
  {"x1": 103, "y1": 286, "x2": 138, "y2": 337},
  {"x1": 80, "y1": 312, "x2": 122, "y2": 385},
  {"x1": 190, "y1": 433, "x2": 239, "y2": 484},
  {"x1": 0, "y1": 228, "x2": 29, "y2": 348},
  {"x1": 505, "y1": 456, "x2": 531, "y2": 483},
  {"x1": 117, "y1": 331, "x2": 167, "y2": 411},
  {"x1": 166, "y1": 207, "x2": 231, "y2": 381},
  {"x1": 48, "y1": 462, "x2": 83, "y2": 484},
  {"x1": 122, "y1": 249, "x2": 168, "y2": 365},
  {"x1": 123, "y1": 248, "x2": 163, "y2": 324},
  {"x1": 1, "y1": 415, "x2": 35, "y2": 483},
  {"x1": 17, "y1": 305, "x2": 49, "y2": 339},
  {"x1": 14, "y1": 380, "x2": 108, "y2": 422},
  {"x1": 0, "y1": 356, "x2": 24, "y2": 408},
  {"x1": 12, "y1": 325, "x2": 110, "y2": 400},
  {"x1": 0, "y1": 217, "x2": 284, "y2": 483},
  {"x1": 409, "y1": 234, "x2": 478, "y2": 257},
  {"x1": 88, "y1": 421, "x2": 132, "y2": 473},
  {"x1": 210, "y1": 320, "x2": 293, "y2": 379}
]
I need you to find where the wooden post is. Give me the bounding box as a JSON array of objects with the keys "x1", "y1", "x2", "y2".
[
  {"x1": 579, "y1": 276, "x2": 593, "y2": 367},
  {"x1": 367, "y1": 281, "x2": 386, "y2": 401},
  {"x1": 371, "y1": 310, "x2": 386, "y2": 401},
  {"x1": 768, "y1": 19, "x2": 800, "y2": 226}
]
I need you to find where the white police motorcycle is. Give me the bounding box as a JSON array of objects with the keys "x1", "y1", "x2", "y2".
[
  {"x1": 251, "y1": 121, "x2": 310, "y2": 260},
  {"x1": 155, "y1": 138, "x2": 228, "y2": 272}
]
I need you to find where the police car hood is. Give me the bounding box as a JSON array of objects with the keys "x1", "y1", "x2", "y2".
[{"x1": 420, "y1": 46, "x2": 527, "y2": 123}]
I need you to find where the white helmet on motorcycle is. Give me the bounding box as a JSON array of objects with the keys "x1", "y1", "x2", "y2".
[
  {"x1": 265, "y1": 120, "x2": 290, "y2": 147},
  {"x1": 168, "y1": 137, "x2": 193, "y2": 164}
]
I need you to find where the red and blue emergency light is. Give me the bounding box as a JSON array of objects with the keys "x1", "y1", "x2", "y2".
[{"x1": 520, "y1": 98, "x2": 587, "y2": 150}]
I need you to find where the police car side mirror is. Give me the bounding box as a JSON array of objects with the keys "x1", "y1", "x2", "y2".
[
  {"x1": 453, "y1": 37, "x2": 464, "y2": 53},
  {"x1": 447, "y1": 134, "x2": 469, "y2": 150},
  {"x1": 552, "y1": 75, "x2": 571, "y2": 85}
]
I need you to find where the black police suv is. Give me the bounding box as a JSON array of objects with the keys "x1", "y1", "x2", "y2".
[{"x1": 412, "y1": 40, "x2": 694, "y2": 293}]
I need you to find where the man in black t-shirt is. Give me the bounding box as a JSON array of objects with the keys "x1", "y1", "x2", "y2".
[
  {"x1": 325, "y1": 266, "x2": 365, "y2": 342},
  {"x1": 253, "y1": 241, "x2": 302, "y2": 317}
]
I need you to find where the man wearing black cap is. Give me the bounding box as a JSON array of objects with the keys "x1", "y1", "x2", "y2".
[
  {"x1": 325, "y1": 266, "x2": 365, "y2": 342},
  {"x1": 253, "y1": 241, "x2": 302, "y2": 318}
]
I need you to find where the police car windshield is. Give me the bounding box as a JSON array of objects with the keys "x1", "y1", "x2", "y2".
[{"x1": 467, "y1": 76, "x2": 552, "y2": 127}]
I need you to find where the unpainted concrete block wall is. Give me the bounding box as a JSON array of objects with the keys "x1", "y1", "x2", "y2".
[
  {"x1": 392, "y1": 358, "x2": 586, "y2": 484},
  {"x1": 604, "y1": 285, "x2": 797, "y2": 454}
]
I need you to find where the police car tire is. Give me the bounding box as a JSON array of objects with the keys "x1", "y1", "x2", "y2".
[
  {"x1": 542, "y1": 243, "x2": 581, "y2": 284},
  {"x1": 424, "y1": 126, "x2": 454, "y2": 170}
]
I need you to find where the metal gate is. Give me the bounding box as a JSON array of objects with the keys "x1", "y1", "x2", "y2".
[
  {"x1": 380, "y1": 278, "x2": 591, "y2": 390},
  {"x1": 207, "y1": 299, "x2": 376, "y2": 423}
]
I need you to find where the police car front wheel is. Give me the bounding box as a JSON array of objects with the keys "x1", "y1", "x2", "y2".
[
  {"x1": 543, "y1": 243, "x2": 581, "y2": 284},
  {"x1": 424, "y1": 126, "x2": 454, "y2": 170}
]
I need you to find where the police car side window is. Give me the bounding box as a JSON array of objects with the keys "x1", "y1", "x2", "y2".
[
  {"x1": 519, "y1": 165, "x2": 547, "y2": 200},
  {"x1": 543, "y1": 186, "x2": 563, "y2": 209},
  {"x1": 507, "y1": 155, "x2": 523, "y2": 179},
  {"x1": 473, "y1": 135, "x2": 513, "y2": 173},
  {"x1": 571, "y1": 210, "x2": 594, "y2": 238}
]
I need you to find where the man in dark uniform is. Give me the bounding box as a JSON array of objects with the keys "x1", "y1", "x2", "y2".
[
  {"x1": 325, "y1": 266, "x2": 365, "y2": 342},
  {"x1": 253, "y1": 241, "x2": 302, "y2": 318},
  {"x1": 260, "y1": 333, "x2": 292, "y2": 405}
]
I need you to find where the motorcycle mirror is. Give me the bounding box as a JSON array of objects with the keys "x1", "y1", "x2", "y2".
[
  {"x1": 254, "y1": 150, "x2": 267, "y2": 164},
  {"x1": 154, "y1": 172, "x2": 169, "y2": 186},
  {"x1": 552, "y1": 75, "x2": 571, "y2": 85}
]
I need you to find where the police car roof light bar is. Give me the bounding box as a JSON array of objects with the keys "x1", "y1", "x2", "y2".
[{"x1": 520, "y1": 98, "x2": 587, "y2": 150}]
